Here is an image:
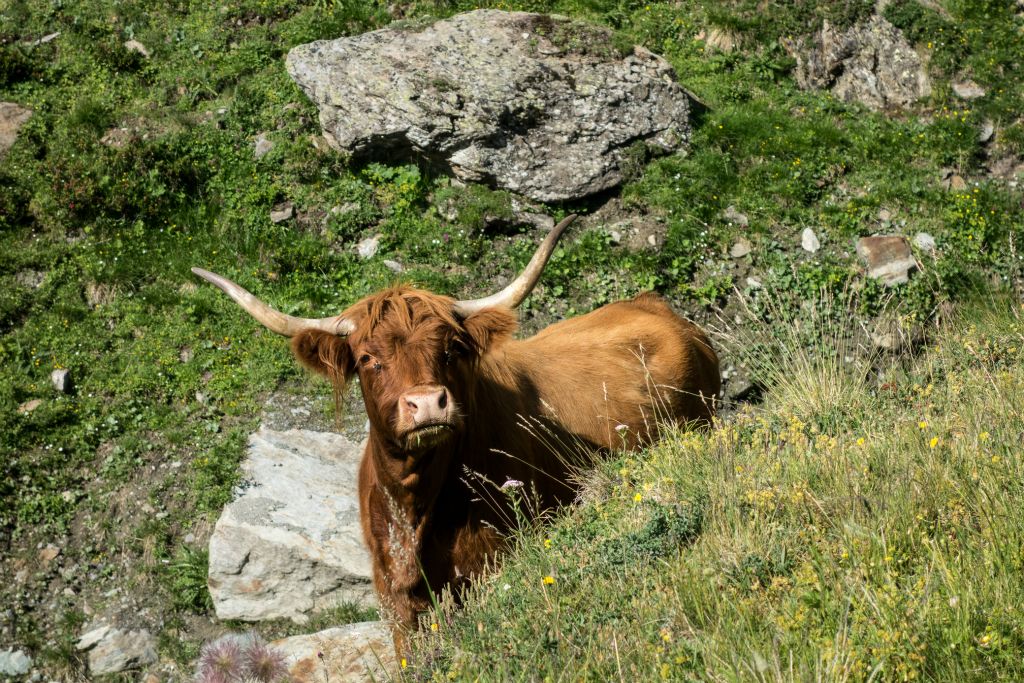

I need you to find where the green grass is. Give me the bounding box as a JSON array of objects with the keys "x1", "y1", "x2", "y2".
[
  {"x1": 1, "y1": 0, "x2": 1022, "y2": 677},
  {"x1": 411, "y1": 298, "x2": 1024, "y2": 681}
]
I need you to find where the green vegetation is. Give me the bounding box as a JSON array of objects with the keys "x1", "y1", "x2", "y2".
[
  {"x1": 1, "y1": 0, "x2": 1021, "y2": 677},
  {"x1": 413, "y1": 298, "x2": 1024, "y2": 680}
]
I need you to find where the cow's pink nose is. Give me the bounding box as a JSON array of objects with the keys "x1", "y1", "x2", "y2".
[{"x1": 400, "y1": 386, "x2": 450, "y2": 425}]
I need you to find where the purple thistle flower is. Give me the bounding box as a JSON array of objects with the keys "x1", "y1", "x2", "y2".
[
  {"x1": 242, "y1": 637, "x2": 288, "y2": 683},
  {"x1": 197, "y1": 638, "x2": 244, "y2": 683}
]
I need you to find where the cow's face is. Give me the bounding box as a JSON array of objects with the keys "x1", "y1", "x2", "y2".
[{"x1": 291, "y1": 288, "x2": 516, "y2": 454}]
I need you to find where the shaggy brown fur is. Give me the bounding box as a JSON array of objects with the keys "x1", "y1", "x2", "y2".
[{"x1": 291, "y1": 286, "x2": 720, "y2": 654}]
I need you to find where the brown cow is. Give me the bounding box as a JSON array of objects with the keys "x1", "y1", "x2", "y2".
[{"x1": 193, "y1": 215, "x2": 719, "y2": 653}]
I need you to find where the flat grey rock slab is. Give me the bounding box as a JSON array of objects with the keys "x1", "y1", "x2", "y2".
[
  {"x1": 286, "y1": 10, "x2": 695, "y2": 202},
  {"x1": 272, "y1": 622, "x2": 395, "y2": 683},
  {"x1": 208, "y1": 428, "x2": 375, "y2": 623}
]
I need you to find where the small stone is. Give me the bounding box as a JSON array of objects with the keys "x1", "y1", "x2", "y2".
[
  {"x1": 33, "y1": 32, "x2": 61, "y2": 45},
  {"x1": 270, "y1": 202, "x2": 294, "y2": 223},
  {"x1": 947, "y1": 174, "x2": 968, "y2": 192},
  {"x1": 86, "y1": 628, "x2": 158, "y2": 675},
  {"x1": 1, "y1": 102, "x2": 34, "y2": 159},
  {"x1": 722, "y1": 205, "x2": 749, "y2": 227},
  {"x1": 77, "y1": 626, "x2": 112, "y2": 651},
  {"x1": 179, "y1": 347, "x2": 193, "y2": 363},
  {"x1": 979, "y1": 120, "x2": 995, "y2": 144},
  {"x1": 801, "y1": 227, "x2": 820, "y2": 253},
  {"x1": 877, "y1": 208, "x2": 893, "y2": 222},
  {"x1": 746, "y1": 276, "x2": 763, "y2": 289},
  {"x1": 0, "y1": 649, "x2": 33, "y2": 677},
  {"x1": 705, "y1": 27, "x2": 739, "y2": 53},
  {"x1": 608, "y1": 229, "x2": 622, "y2": 245},
  {"x1": 195, "y1": 391, "x2": 208, "y2": 404},
  {"x1": 184, "y1": 533, "x2": 196, "y2": 544},
  {"x1": 123, "y1": 40, "x2": 150, "y2": 58},
  {"x1": 856, "y1": 235, "x2": 917, "y2": 286},
  {"x1": 51, "y1": 369, "x2": 73, "y2": 394},
  {"x1": 913, "y1": 232, "x2": 936, "y2": 253},
  {"x1": 254, "y1": 133, "x2": 274, "y2": 159},
  {"x1": 356, "y1": 235, "x2": 381, "y2": 260},
  {"x1": 383, "y1": 259, "x2": 404, "y2": 273},
  {"x1": 646, "y1": 234, "x2": 658, "y2": 248},
  {"x1": 331, "y1": 202, "x2": 360, "y2": 216},
  {"x1": 18, "y1": 399, "x2": 42, "y2": 414},
  {"x1": 729, "y1": 238, "x2": 752, "y2": 259},
  {"x1": 952, "y1": 80, "x2": 986, "y2": 100},
  {"x1": 38, "y1": 545, "x2": 60, "y2": 565}
]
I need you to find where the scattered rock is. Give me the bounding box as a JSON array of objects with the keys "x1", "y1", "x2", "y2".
[
  {"x1": 15, "y1": 269, "x2": 45, "y2": 289},
  {"x1": 383, "y1": 259, "x2": 405, "y2": 273},
  {"x1": 179, "y1": 347, "x2": 194, "y2": 363},
  {"x1": 870, "y1": 314, "x2": 924, "y2": 351},
  {"x1": 0, "y1": 102, "x2": 33, "y2": 158},
  {"x1": 729, "y1": 238, "x2": 752, "y2": 259},
  {"x1": 77, "y1": 627, "x2": 158, "y2": 676},
  {"x1": 746, "y1": 276, "x2": 763, "y2": 289},
  {"x1": 208, "y1": 428, "x2": 375, "y2": 623},
  {"x1": 913, "y1": 232, "x2": 936, "y2": 253},
  {"x1": 0, "y1": 649, "x2": 32, "y2": 677},
  {"x1": 29, "y1": 32, "x2": 61, "y2": 46},
  {"x1": 17, "y1": 399, "x2": 42, "y2": 414},
  {"x1": 784, "y1": 17, "x2": 930, "y2": 111},
  {"x1": 722, "y1": 205, "x2": 749, "y2": 227},
  {"x1": 270, "y1": 202, "x2": 294, "y2": 223},
  {"x1": 38, "y1": 544, "x2": 60, "y2": 565},
  {"x1": 856, "y1": 235, "x2": 917, "y2": 286},
  {"x1": 947, "y1": 174, "x2": 968, "y2": 192},
  {"x1": 877, "y1": 208, "x2": 893, "y2": 223},
  {"x1": 704, "y1": 27, "x2": 740, "y2": 53},
  {"x1": 123, "y1": 39, "x2": 150, "y2": 58},
  {"x1": 86, "y1": 282, "x2": 117, "y2": 308},
  {"x1": 100, "y1": 127, "x2": 136, "y2": 148},
  {"x1": 77, "y1": 625, "x2": 112, "y2": 652},
  {"x1": 952, "y1": 80, "x2": 986, "y2": 100},
  {"x1": 254, "y1": 133, "x2": 275, "y2": 159},
  {"x1": 51, "y1": 369, "x2": 73, "y2": 394},
  {"x1": 356, "y1": 235, "x2": 381, "y2": 260},
  {"x1": 272, "y1": 622, "x2": 395, "y2": 683},
  {"x1": 979, "y1": 120, "x2": 995, "y2": 144},
  {"x1": 286, "y1": 10, "x2": 696, "y2": 202},
  {"x1": 801, "y1": 227, "x2": 820, "y2": 253}
]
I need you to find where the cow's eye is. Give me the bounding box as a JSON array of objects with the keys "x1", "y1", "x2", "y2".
[
  {"x1": 444, "y1": 341, "x2": 467, "y2": 364},
  {"x1": 359, "y1": 354, "x2": 371, "y2": 365}
]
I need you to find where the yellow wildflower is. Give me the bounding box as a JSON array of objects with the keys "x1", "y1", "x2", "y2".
[{"x1": 543, "y1": 575, "x2": 555, "y2": 585}]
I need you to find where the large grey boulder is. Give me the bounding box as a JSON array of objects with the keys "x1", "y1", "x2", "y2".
[
  {"x1": 286, "y1": 10, "x2": 696, "y2": 202},
  {"x1": 208, "y1": 428, "x2": 375, "y2": 623},
  {"x1": 272, "y1": 622, "x2": 395, "y2": 682},
  {"x1": 784, "y1": 16, "x2": 930, "y2": 111}
]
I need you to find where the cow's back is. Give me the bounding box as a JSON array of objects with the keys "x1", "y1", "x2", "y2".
[{"x1": 507, "y1": 292, "x2": 719, "y2": 449}]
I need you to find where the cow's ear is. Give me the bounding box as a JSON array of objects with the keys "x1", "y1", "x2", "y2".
[
  {"x1": 291, "y1": 330, "x2": 354, "y2": 382},
  {"x1": 462, "y1": 307, "x2": 518, "y2": 355}
]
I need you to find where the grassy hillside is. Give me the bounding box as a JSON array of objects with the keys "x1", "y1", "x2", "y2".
[
  {"x1": 1, "y1": 0, "x2": 1021, "y2": 679},
  {"x1": 411, "y1": 298, "x2": 1024, "y2": 681}
]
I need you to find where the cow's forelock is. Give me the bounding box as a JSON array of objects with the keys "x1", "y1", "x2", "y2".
[{"x1": 345, "y1": 288, "x2": 472, "y2": 450}]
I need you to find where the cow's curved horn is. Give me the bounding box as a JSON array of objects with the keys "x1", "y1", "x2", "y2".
[
  {"x1": 453, "y1": 214, "x2": 577, "y2": 315},
  {"x1": 191, "y1": 267, "x2": 356, "y2": 337}
]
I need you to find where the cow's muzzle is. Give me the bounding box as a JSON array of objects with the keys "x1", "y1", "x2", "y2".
[{"x1": 398, "y1": 385, "x2": 456, "y2": 450}]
